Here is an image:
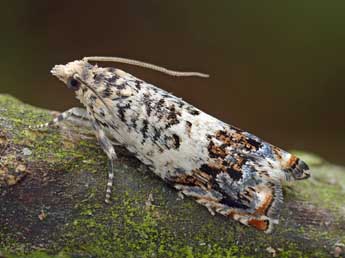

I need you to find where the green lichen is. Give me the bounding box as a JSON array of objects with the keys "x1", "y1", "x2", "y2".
[
  {"x1": 289, "y1": 152, "x2": 345, "y2": 211},
  {"x1": 60, "y1": 189, "x2": 247, "y2": 258},
  {"x1": 0, "y1": 94, "x2": 105, "y2": 175},
  {"x1": 0, "y1": 232, "x2": 24, "y2": 254},
  {"x1": 0, "y1": 250, "x2": 70, "y2": 258}
]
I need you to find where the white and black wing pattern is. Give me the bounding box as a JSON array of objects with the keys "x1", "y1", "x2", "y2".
[{"x1": 50, "y1": 59, "x2": 311, "y2": 232}]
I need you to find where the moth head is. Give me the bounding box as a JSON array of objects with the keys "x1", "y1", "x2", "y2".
[
  {"x1": 51, "y1": 60, "x2": 91, "y2": 91},
  {"x1": 51, "y1": 60, "x2": 115, "y2": 114}
]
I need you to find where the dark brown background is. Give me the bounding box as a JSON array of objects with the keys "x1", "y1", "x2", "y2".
[{"x1": 0, "y1": 1, "x2": 344, "y2": 164}]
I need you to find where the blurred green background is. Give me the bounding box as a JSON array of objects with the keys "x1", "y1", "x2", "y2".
[{"x1": 0, "y1": 1, "x2": 344, "y2": 165}]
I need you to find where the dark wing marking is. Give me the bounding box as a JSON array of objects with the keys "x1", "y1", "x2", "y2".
[
  {"x1": 169, "y1": 157, "x2": 283, "y2": 232},
  {"x1": 167, "y1": 127, "x2": 293, "y2": 232}
]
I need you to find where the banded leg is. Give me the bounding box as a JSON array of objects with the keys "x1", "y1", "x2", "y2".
[
  {"x1": 29, "y1": 107, "x2": 89, "y2": 129},
  {"x1": 91, "y1": 120, "x2": 118, "y2": 204},
  {"x1": 29, "y1": 106, "x2": 121, "y2": 145}
]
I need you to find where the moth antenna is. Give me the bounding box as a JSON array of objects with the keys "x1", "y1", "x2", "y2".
[{"x1": 83, "y1": 56, "x2": 210, "y2": 78}]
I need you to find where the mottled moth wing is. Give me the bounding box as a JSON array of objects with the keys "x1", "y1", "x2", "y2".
[
  {"x1": 50, "y1": 59, "x2": 311, "y2": 233},
  {"x1": 171, "y1": 127, "x2": 309, "y2": 232}
]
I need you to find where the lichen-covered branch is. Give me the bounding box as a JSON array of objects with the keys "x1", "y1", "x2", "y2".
[{"x1": 0, "y1": 94, "x2": 344, "y2": 258}]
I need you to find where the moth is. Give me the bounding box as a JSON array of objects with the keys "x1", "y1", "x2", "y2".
[{"x1": 33, "y1": 56, "x2": 310, "y2": 233}]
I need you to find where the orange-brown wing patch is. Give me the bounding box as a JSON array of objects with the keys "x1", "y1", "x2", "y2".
[{"x1": 248, "y1": 218, "x2": 270, "y2": 231}]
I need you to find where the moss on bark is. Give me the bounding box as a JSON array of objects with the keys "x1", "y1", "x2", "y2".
[{"x1": 0, "y1": 95, "x2": 344, "y2": 258}]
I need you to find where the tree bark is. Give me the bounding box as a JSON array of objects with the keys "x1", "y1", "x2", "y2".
[{"x1": 0, "y1": 94, "x2": 344, "y2": 258}]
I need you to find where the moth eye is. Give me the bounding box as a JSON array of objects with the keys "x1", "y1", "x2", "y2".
[{"x1": 67, "y1": 77, "x2": 81, "y2": 91}]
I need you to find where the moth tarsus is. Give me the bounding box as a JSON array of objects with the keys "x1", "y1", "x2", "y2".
[{"x1": 33, "y1": 56, "x2": 310, "y2": 233}]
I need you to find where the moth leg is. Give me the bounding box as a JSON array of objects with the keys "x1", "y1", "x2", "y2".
[
  {"x1": 91, "y1": 120, "x2": 117, "y2": 204},
  {"x1": 29, "y1": 107, "x2": 88, "y2": 129},
  {"x1": 65, "y1": 108, "x2": 93, "y2": 129},
  {"x1": 29, "y1": 107, "x2": 122, "y2": 146},
  {"x1": 177, "y1": 191, "x2": 185, "y2": 200}
]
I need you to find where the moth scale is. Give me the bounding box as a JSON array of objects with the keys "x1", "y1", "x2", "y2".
[{"x1": 32, "y1": 56, "x2": 311, "y2": 233}]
